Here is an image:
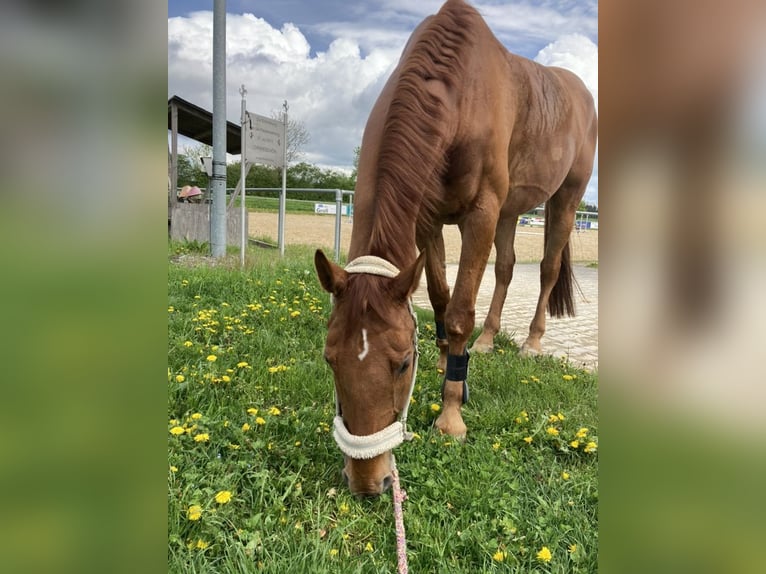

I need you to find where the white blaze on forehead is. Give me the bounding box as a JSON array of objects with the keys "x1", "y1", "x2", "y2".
[{"x1": 358, "y1": 328, "x2": 369, "y2": 361}]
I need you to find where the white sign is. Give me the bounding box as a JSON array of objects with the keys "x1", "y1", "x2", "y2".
[
  {"x1": 314, "y1": 203, "x2": 351, "y2": 216},
  {"x1": 245, "y1": 112, "x2": 285, "y2": 168}
]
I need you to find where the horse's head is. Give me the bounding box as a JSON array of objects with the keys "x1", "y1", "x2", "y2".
[{"x1": 314, "y1": 250, "x2": 425, "y2": 497}]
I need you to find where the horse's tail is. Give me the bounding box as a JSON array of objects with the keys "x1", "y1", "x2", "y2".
[{"x1": 545, "y1": 202, "x2": 577, "y2": 318}]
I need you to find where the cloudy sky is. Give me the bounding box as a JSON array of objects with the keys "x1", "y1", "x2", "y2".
[{"x1": 168, "y1": 0, "x2": 598, "y2": 204}]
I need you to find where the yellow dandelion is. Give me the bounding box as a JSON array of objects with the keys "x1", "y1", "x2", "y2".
[
  {"x1": 206, "y1": 354, "x2": 217, "y2": 362},
  {"x1": 536, "y1": 546, "x2": 552, "y2": 562},
  {"x1": 430, "y1": 403, "x2": 441, "y2": 412},
  {"x1": 493, "y1": 550, "x2": 506, "y2": 562},
  {"x1": 523, "y1": 436, "x2": 533, "y2": 444},
  {"x1": 247, "y1": 408, "x2": 258, "y2": 416},
  {"x1": 569, "y1": 544, "x2": 578, "y2": 554},
  {"x1": 255, "y1": 416, "x2": 266, "y2": 425},
  {"x1": 194, "y1": 433, "x2": 210, "y2": 443},
  {"x1": 339, "y1": 502, "x2": 350, "y2": 514},
  {"x1": 492, "y1": 442, "x2": 501, "y2": 450},
  {"x1": 520, "y1": 378, "x2": 529, "y2": 384},
  {"x1": 364, "y1": 542, "x2": 374, "y2": 552},
  {"x1": 548, "y1": 414, "x2": 560, "y2": 423},
  {"x1": 168, "y1": 306, "x2": 174, "y2": 313},
  {"x1": 576, "y1": 427, "x2": 589, "y2": 439},
  {"x1": 187, "y1": 505, "x2": 203, "y2": 521},
  {"x1": 214, "y1": 490, "x2": 232, "y2": 504},
  {"x1": 290, "y1": 310, "x2": 301, "y2": 318},
  {"x1": 295, "y1": 441, "x2": 301, "y2": 447},
  {"x1": 562, "y1": 471, "x2": 570, "y2": 480},
  {"x1": 563, "y1": 374, "x2": 574, "y2": 381},
  {"x1": 221, "y1": 375, "x2": 231, "y2": 383},
  {"x1": 546, "y1": 427, "x2": 560, "y2": 436},
  {"x1": 241, "y1": 423, "x2": 250, "y2": 432},
  {"x1": 268, "y1": 406, "x2": 281, "y2": 416},
  {"x1": 175, "y1": 374, "x2": 185, "y2": 383},
  {"x1": 570, "y1": 440, "x2": 580, "y2": 448},
  {"x1": 170, "y1": 465, "x2": 178, "y2": 472},
  {"x1": 170, "y1": 426, "x2": 185, "y2": 436},
  {"x1": 195, "y1": 539, "x2": 209, "y2": 550},
  {"x1": 557, "y1": 412, "x2": 565, "y2": 420},
  {"x1": 190, "y1": 413, "x2": 202, "y2": 420},
  {"x1": 228, "y1": 443, "x2": 240, "y2": 450},
  {"x1": 237, "y1": 361, "x2": 249, "y2": 368},
  {"x1": 183, "y1": 340, "x2": 193, "y2": 347},
  {"x1": 329, "y1": 548, "x2": 339, "y2": 557},
  {"x1": 584, "y1": 441, "x2": 598, "y2": 453}
]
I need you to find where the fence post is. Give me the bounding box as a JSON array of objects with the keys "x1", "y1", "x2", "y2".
[{"x1": 334, "y1": 189, "x2": 343, "y2": 261}]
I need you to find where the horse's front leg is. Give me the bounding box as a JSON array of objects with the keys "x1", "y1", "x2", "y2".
[
  {"x1": 436, "y1": 202, "x2": 499, "y2": 438},
  {"x1": 422, "y1": 229, "x2": 450, "y2": 372}
]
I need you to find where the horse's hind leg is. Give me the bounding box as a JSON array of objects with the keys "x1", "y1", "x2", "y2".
[
  {"x1": 471, "y1": 216, "x2": 517, "y2": 354},
  {"x1": 521, "y1": 184, "x2": 582, "y2": 356},
  {"x1": 422, "y1": 229, "x2": 451, "y2": 372}
]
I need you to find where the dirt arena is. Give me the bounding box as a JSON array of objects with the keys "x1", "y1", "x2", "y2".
[{"x1": 248, "y1": 212, "x2": 598, "y2": 263}]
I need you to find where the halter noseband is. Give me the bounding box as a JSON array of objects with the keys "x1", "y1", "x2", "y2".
[{"x1": 332, "y1": 256, "x2": 419, "y2": 459}]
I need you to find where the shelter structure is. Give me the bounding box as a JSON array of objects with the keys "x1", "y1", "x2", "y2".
[
  {"x1": 167, "y1": 95, "x2": 242, "y2": 196},
  {"x1": 167, "y1": 96, "x2": 245, "y2": 244}
]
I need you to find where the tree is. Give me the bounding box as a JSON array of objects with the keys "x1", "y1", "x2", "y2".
[
  {"x1": 577, "y1": 200, "x2": 598, "y2": 213},
  {"x1": 351, "y1": 145, "x2": 361, "y2": 183},
  {"x1": 182, "y1": 143, "x2": 213, "y2": 171},
  {"x1": 176, "y1": 154, "x2": 208, "y2": 188},
  {"x1": 271, "y1": 110, "x2": 310, "y2": 165}
]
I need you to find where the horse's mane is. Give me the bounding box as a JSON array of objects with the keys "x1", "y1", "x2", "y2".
[{"x1": 367, "y1": 0, "x2": 478, "y2": 266}]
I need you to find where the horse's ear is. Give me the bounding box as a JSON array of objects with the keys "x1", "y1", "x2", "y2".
[
  {"x1": 391, "y1": 250, "x2": 426, "y2": 302},
  {"x1": 314, "y1": 249, "x2": 348, "y2": 297}
]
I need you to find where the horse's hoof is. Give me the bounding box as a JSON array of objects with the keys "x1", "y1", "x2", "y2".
[
  {"x1": 435, "y1": 411, "x2": 467, "y2": 440},
  {"x1": 520, "y1": 343, "x2": 542, "y2": 357},
  {"x1": 470, "y1": 340, "x2": 493, "y2": 354}
]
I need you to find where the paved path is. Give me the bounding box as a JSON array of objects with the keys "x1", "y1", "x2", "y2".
[{"x1": 412, "y1": 263, "x2": 598, "y2": 370}]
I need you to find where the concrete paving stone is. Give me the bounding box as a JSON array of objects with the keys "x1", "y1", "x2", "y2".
[{"x1": 412, "y1": 262, "x2": 598, "y2": 370}]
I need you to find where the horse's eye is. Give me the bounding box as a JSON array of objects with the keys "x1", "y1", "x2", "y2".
[{"x1": 396, "y1": 356, "x2": 411, "y2": 376}]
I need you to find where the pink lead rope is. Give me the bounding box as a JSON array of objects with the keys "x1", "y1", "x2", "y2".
[{"x1": 391, "y1": 457, "x2": 409, "y2": 574}]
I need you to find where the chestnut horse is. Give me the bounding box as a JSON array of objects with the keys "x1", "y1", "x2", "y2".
[{"x1": 315, "y1": 0, "x2": 597, "y2": 496}]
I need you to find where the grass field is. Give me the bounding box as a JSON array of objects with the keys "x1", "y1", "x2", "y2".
[
  {"x1": 167, "y1": 243, "x2": 598, "y2": 573},
  {"x1": 240, "y1": 195, "x2": 351, "y2": 214}
]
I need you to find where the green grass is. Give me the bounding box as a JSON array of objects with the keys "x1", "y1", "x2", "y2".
[
  {"x1": 168, "y1": 247, "x2": 598, "y2": 573},
  {"x1": 240, "y1": 195, "x2": 351, "y2": 214}
]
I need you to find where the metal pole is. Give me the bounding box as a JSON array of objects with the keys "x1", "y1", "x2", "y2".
[
  {"x1": 334, "y1": 189, "x2": 343, "y2": 261},
  {"x1": 210, "y1": 0, "x2": 227, "y2": 258},
  {"x1": 278, "y1": 100, "x2": 288, "y2": 257},
  {"x1": 240, "y1": 85, "x2": 247, "y2": 267}
]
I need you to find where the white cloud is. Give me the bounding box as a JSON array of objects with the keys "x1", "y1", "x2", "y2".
[
  {"x1": 534, "y1": 33, "x2": 598, "y2": 110},
  {"x1": 534, "y1": 33, "x2": 599, "y2": 205},
  {"x1": 168, "y1": 7, "x2": 598, "y2": 203},
  {"x1": 169, "y1": 11, "x2": 401, "y2": 169}
]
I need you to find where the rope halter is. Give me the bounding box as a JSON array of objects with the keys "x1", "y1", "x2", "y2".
[{"x1": 332, "y1": 256, "x2": 419, "y2": 460}]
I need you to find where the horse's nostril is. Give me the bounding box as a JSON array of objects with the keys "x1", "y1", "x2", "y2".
[{"x1": 381, "y1": 474, "x2": 393, "y2": 492}]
